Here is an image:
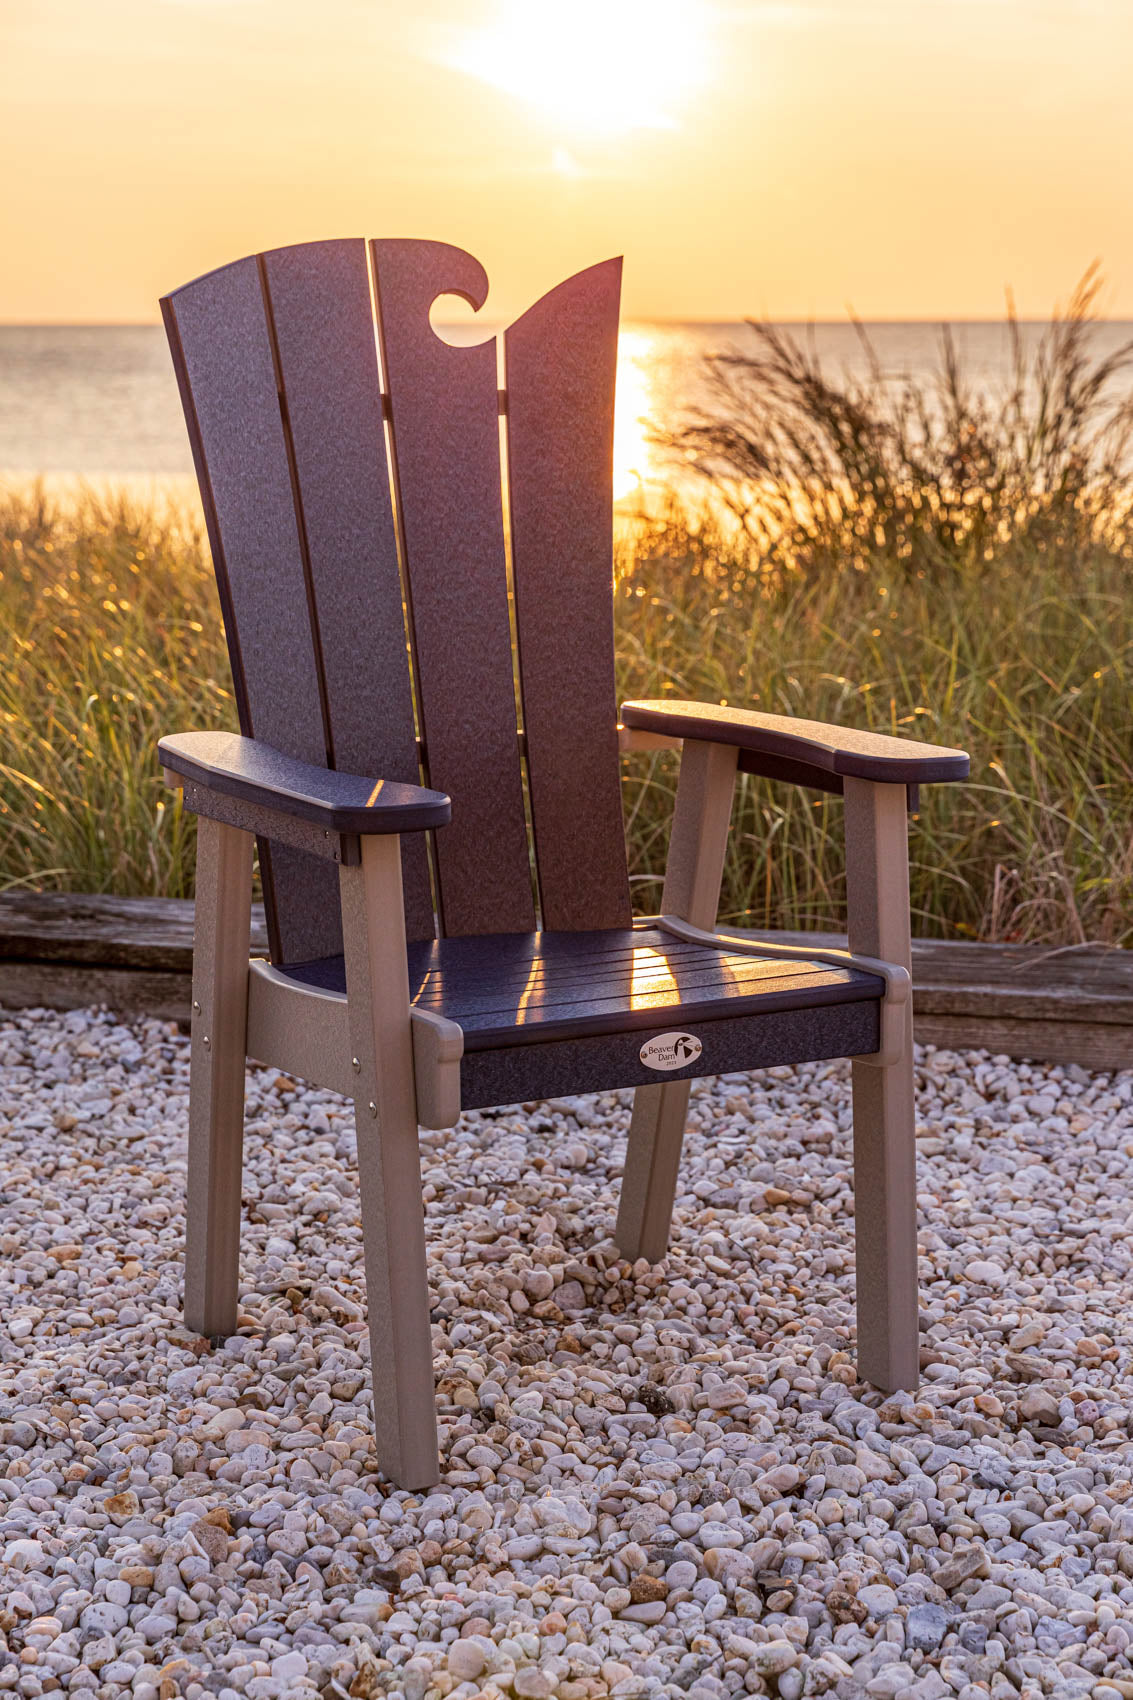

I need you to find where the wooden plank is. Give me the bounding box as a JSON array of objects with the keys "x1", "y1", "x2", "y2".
[
  {"x1": 2, "y1": 894, "x2": 1130, "y2": 1069},
  {"x1": 3, "y1": 890, "x2": 1129, "y2": 1015},
  {"x1": 747, "y1": 929, "x2": 1133, "y2": 1024},
  {"x1": 260, "y1": 240, "x2": 434, "y2": 938},
  {"x1": 0, "y1": 962, "x2": 194, "y2": 1022},
  {"x1": 0, "y1": 891, "x2": 220, "y2": 969},
  {"x1": 371, "y1": 239, "x2": 535, "y2": 937},
  {"x1": 913, "y1": 1015, "x2": 1133, "y2": 1070},
  {"x1": 505, "y1": 258, "x2": 630, "y2": 931},
  {"x1": 162, "y1": 256, "x2": 341, "y2": 965}
]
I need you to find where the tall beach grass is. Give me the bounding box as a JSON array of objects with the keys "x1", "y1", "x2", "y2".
[
  {"x1": 2, "y1": 277, "x2": 1130, "y2": 943},
  {"x1": 0, "y1": 484, "x2": 225, "y2": 898},
  {"x1": 618, "y1": 507, "x2": 1131, "y2": 943},
  {"x1": 620, "y1": 272, "x2": 1132, "y2": 943}
]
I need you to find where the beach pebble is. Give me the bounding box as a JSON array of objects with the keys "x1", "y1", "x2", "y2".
[
  {"x1": 1018, "y1": 1385, "x2": 1062, "y2": 1426},
  {"x1": 0, "y1": 1003, "x2": 1131, "y2": 1697},
  {"x1": 447, "y1": 1642, "x2": 487, "y2": 1681},
  {"x1": 906, "y1": 1603, "x2": 951, "y2": 1653},
  {"x1": 619, "y1": 1600, "x2": 667, "y2": 1624},
  {"x1": 858, "y1": 1585, "x2": 900, "y2": 1619},
  {"x1": 78, "y1": 1603, "x2": 128, "y2": 1636},
  {"x1": 514, "y1": 1671, "x2": 555, "y2": 1699},
  {"x1": 749, "y1": 1640, "x2": 798, "y2": 1676},
  {"x1": 934, "y1": 1546, "x2": 991, "y2": 1591}
]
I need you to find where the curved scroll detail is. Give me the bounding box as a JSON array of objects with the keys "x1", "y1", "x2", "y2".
[
  {"x1": 505, "y1": 257, "x2": 630, "y2": 931},
  {"x1": 375, "y1": 238, "x2": 490, "y2": 323},
  {"x1": 372, "y1": 240, "x2": 536, "y2": 937}
]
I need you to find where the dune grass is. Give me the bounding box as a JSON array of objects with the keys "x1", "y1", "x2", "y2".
[
  {"x1": 1, "y1": 480, "x2": 1128, "y2": 946},
  {"x1": 617, "y1": 507, "x2": 1132, "y2": 944},
  {"x1": 620, "y1": 269, "x2": 1132, "y2": 943},
  {"x1": 0, "y1": 483, "x2": 225, "y2": 899},
  {"x1": 2, "y1": 280, "x2": 1130, "y2": 943}
]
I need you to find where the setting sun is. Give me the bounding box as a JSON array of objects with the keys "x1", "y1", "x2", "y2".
[{"x1": 448, "y1": 0, "x2": 710, "y2": 137}]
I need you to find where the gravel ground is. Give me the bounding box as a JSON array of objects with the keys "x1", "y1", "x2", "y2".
[{"x1": 1, "y1": 1004, "x2": 1133, "y2": 1700}]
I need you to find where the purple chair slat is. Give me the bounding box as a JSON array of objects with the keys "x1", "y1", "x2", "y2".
[
  {"x1": 162, "y1": 256, "x2": 342, "y2": 964},
  {"x1": 371, "y1": 239, "x2": 536, "y2": 938},
  {"x1": 260, "y1": 239, "x2": 435, "y2": 939},
  {"x1": 505, "y1": 258, "x2": 631, "y2": 931}
]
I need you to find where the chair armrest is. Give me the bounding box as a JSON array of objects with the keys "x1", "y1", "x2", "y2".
[
  {"x1": 159, "y1": 730, "x2": 451, "y2": 835},
  {"x1": 621, "y1": 699, "x2": 969, "y2": 786}
]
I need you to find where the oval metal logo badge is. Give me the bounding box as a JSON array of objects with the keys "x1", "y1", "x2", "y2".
[{"x1": 639, "y1": 1031, "x2": 703, "y2": 1072}]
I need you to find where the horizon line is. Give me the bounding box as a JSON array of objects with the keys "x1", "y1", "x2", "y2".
[{"x1": 4, "y1": 315, "x2": 1133, "y2": 330}]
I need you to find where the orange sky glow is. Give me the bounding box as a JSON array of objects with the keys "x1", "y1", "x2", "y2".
[{"x1": 2, "y1": 0, "x2": 1132, "y2": 323}]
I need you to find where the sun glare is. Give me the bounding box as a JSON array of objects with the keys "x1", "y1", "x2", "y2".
[
  {"x1": 451, "y1": 0, "x2": 709, "y2": 137},
  {"x1": 613, "y1": 328, "x2": 658, "y2": 501}
]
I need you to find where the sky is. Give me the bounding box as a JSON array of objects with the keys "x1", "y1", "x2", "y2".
[{"x1": 2, "y1": 0, "x2": 1132, "y2": 323}]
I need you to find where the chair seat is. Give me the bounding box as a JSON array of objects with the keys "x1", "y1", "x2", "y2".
[{"x1": 282, "y1": 925, "x2": 884, "y2": 1107}]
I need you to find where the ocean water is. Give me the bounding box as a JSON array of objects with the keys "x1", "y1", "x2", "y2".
[{"x1": 2, "y1": 320, "x2": 1131, "y2": 503}]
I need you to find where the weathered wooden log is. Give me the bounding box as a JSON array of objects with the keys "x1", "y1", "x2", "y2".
[
  {"x1": 0, "y1": 892, "x2": 1129, "y2": 1069},
  {"x1": 0, "y1": 892, "x2": 265, "y2": 1023}
]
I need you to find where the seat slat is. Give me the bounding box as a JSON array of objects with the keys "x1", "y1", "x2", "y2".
[
  {"x1": 505, "y1": 259, "x2": 631, "y2": 931},
  {"x1": 371, "y1": 240, "x2": 536, "y2": 937},
  {"x1": 404, "y1": 923, "x2": 691, "y2": 978},
  {"x1": 408, "y1": 956, "x2": 860, "y2": 1017},
  {"x1": 408, "y1": 938, "x2": 709, "y2": 994},
  {"x1": 260, "y1": 239, "x2": 434, "y2": 938},
  {"x1": 409, "y1": 951, "x2": 836, "y2": 1000},
  {"x1": 280, "y1": 925, "x2": 883, "y2": 1051},
  {"x1": 406, "y1": 937, "x2": 838, "y2": 999},
  {"x1": 458, "y1": 975, "x2": 874, "y2": 1047},
  {"x1": 410, "y1": 956, "x2": 739, "y2": 1002},
  {"x1": 412, "y1": 964, "x2": 851, "y2": 1026},
  {"x1": 161, "y1": 257, "x2": 341, "y2": 964}
]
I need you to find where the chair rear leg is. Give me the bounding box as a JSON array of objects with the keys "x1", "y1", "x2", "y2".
[
  {"x1": 185, "y1": 816, "x2": 253, "y2": 1340},
  {"x1": 340, "y1": 838, "x2": 439, "y2": 1490},
  {"x1": 852, "y1": 1041, "x2": 919, "y2": 1392},
  {"x1": 616, "y1": 739, "x2": 738, "y2": 1264},
  {"x1": 616, "y1": 1081, "x2": 692, "y2": 1262}
]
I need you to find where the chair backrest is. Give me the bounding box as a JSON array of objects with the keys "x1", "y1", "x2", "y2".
[{"x1": 162, "y1": 240, "x2": 631, "y2": 964}]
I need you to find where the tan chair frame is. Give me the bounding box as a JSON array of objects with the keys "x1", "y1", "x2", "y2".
[{"x1": 174, "y1": 727, "x2": 918, "y2": 1488}]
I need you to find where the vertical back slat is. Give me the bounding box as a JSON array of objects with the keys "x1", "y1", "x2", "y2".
[
  {"x1": 260, "y1": 239, "x2": 434, "y2": 939},
  {"x1": 505, "y1": 258, "x2": 631, "y2": 930},
  {"x1": 371, "y1": 239, "x2": 536, "y2": 938},
  {"x1": 162, "y1": 257, "x2": 342, "y2": 964}
]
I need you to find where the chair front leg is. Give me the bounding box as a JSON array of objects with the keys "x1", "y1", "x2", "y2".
[
  {"x1": 845, "y1": 776, "x2": 919, "y2": 1393},
  {"x1": 185, "y1": 815, "x2": 253, "y2": 1339},
  {"x1": 339, "y1": 835, "x2": 439, "y2": 1490},
  {"x1": 616, "y1": 739, "x2": 738, "y2": 1262}
]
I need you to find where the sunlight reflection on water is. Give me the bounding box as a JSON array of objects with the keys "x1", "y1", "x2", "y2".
[
  {"x1": 613, "y1": 325, "x2": 662, "y2": 501},
  {"x1": 613, "y1": 322, "x2": 719, "y2": 508}
]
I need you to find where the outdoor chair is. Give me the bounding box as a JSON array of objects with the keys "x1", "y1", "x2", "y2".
[{"x1": 158, "y1": 239, "x2": 970, "y2": 1488}]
